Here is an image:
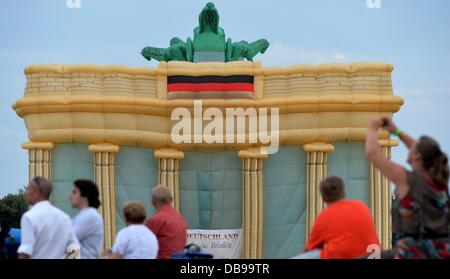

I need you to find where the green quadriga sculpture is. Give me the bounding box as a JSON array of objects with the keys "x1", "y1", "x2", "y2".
[{"x1": 141, "y1": 2, "x2": 269, "y2": 63}]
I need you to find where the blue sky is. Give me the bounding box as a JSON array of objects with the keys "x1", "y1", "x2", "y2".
[{"x1": 1, "y1": 0, "x2": 449, "y2": 196}]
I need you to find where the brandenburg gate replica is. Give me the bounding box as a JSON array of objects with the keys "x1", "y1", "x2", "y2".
[{"x1": 12, "y1": 2, "x2": 403, "y2": 258}]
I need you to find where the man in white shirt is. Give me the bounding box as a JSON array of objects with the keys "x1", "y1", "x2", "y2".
[
  {"x1": 18, "y1": 177, "x2": 80, "y2": 259},
  {"x1": 71, "y1": 179, "x2": 104, "y2": 259}
]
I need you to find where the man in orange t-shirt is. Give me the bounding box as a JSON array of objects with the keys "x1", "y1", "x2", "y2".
[{"x1": 294, "y1": 176, "x2": 380, "y2": 259}]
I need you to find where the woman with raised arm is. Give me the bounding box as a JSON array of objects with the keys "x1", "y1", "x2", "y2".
[{"x1": 365, "y1": 117, "x2": 450, "y2": 259}]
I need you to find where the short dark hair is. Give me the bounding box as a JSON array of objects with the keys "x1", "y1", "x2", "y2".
[
  {"x1": 73, "y1": 179, "x2": 101, "y2": 209},
  {"x1": 320, "y1": 176, "x2": 345, "y2": 203},
  {"x1": 122, "y1": 202, "x2": 146, "y2": 224}
]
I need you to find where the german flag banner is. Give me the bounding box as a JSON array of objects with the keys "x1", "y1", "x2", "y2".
[{"x1": 167, "y1": 75, "x2": 254, "y2": 99}]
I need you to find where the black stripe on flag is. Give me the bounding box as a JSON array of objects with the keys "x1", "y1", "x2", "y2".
[{"x1": 167, "y1": 75, "x2": 254, "y2": 84}]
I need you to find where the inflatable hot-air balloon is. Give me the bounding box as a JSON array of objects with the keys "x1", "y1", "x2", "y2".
[{"x1": 12, "y1": 2, "x2": 403, "y2": 258}]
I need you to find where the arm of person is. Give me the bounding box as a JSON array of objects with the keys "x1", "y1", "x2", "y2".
[
  {"x1": 18, "y1": 253, "x2": 30, "y2": 259},
  {"x1": 383, "y1": 117, "x2": 416, "y2": 149},
  {"x1": 365, "y1": 117, "x2": 409, "y2": 197},
  {"x1": 68, "y1": 219, "x2": 80, "y2": 246},
  {"x1": 108, "y1": 230, "x2": 127, "y2": 259},
  {"x1": 72, "y1": 217, "x2": 88, "y2": 242},
  {"x1": 17, "y1": 215, "x2": 34, "y2": 259},
  {"x1": 108, "y1": 252, "x2": 124, "y2": 259},
  {"x1": 304, "y1": 215, "x2": 324, "y2": 252},
  {"x1": 66, "y1": 219, "x2": 81, "y2": 259},
  {"x1": 145, "y1": 217, "x2": 161, "y2": 236},
  {"x1": 398, "y1": 131, "x2": 416, "y2": 150},
  {"x1": 102, "y1": 248, "x2": 123, "y2": 259}
]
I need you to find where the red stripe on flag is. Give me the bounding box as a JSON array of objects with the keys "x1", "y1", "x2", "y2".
[{"x1": 167, "y1": 83, "x2": 254, "y2": 92}]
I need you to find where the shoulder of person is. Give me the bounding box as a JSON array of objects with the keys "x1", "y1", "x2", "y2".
[
  {"x1": 21, "y1": 209, "x2": 34, "y2": 223},
  {"x1": 406, "y1": 170, "x2": 426, "y2": 193},
  {"x1": 130, "y1": 225, "x2": 150, "y2": 238},
  {"x1": 348, "y1": 199, "x2": 368, "y2": 206},
  {"x1": 406, "y1": 170, "x2": 422, "y2": 181},
  {"x1": 75, "y1": 209, "x2": 102, "y2": 225},
  {"x1": 24, "y1": 203, "x2": 47, "y2": 219},
  {"x1": 356, "y1": 200, "x2": 373, "y2": 213},
  {"x1": 50, "y1": 204, "x2": 73, "y2": 222},
  {"x1": 143, "y1": 226, "x2": 158, "y2": 240},
  {"x1": 147, "y1": 212, "x2": 164, "y2": 223},
  {"x1": 175, "y1": 210, "x2": 187, "y2": 220},
  {"x1": 115, "y1": 227, "x2": 130, "y2": 239},
  {"x1": 342, "y1": 199, "x2": 370, "y2": 211},
  {"x1": 84, "y1": 208, "x2": 103, "y2": 221},
  {"x1": 314, "y1": 208, "x2": 328, "y2": 223}
]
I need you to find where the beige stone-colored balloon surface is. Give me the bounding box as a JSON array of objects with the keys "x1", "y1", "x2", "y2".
[{"x1": 13, "y1": 61, "x2": 403, "y2": 151}]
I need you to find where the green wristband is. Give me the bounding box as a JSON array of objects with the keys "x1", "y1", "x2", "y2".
[{"x1": 392, "y1": 128, "x2": 402, "y2": 137}]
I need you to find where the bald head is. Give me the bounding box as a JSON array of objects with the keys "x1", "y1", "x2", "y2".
[{"x1": 151, "y1": 185, "x2": 172, "y2": 208}]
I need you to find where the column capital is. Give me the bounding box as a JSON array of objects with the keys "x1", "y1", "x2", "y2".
[
  {"x1": 378, "y1": 139, "x2": 399, "y2": 148},
  {"x1": 88, "y1": 143, "x2": 120, "y2": 153},
  {"x1": 302, "y1": 142, "x2": 335, "y2": 153},
  {"x1": 22, "y1": 141, "x2": 55, "y2": 150},
  {"x1": 238, "y1": 148, "x2": 268, "y2": 159},
  {"x1": 154, "y1": 148, "x2": 184, "y2": 160},
  {"x1": 23, "y1": 142, "x2": 53, "y2": 181}
]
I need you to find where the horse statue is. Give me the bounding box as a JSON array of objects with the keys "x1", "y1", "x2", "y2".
[{"x1": 140, "y1": 2, "x2": 270, "y2": 63}]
